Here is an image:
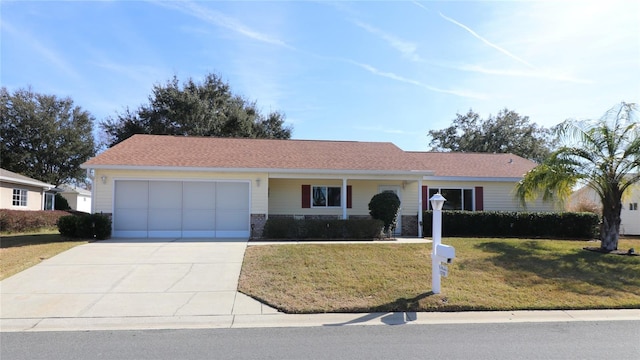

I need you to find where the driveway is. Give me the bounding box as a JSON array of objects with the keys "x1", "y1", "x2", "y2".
[{"x1": 1, "y1": 238, "x2": 276, "y2": 321}]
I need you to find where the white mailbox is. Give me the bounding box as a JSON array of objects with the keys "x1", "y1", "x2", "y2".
[{"x1": 435, "y1": 244, "x2": 456, "y2": 263}]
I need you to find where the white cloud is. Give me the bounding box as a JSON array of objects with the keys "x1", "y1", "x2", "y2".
[
  {"x1": 353, "y1": 20, "x2": 422, "y2": 62},
  {"x1": 151, "y1": 0, "x2": 293, "y2": 49},
  {"x1": 349, "y1": 60, "x2": 488, "y2": 99},
  {"x1": 1, "y1": 20, "x2": 81, "y2": 81}
]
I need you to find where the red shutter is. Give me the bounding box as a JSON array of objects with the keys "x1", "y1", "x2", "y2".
[
  {"x1": 347, "y1": 185, "x2": 352, "y2": 208},
  {"x1": 475, "y1": 186, "x2": 484, "y2": 211},
  {"x1": 302, "y1": 185, "x2": 311, "y2": 208},
  {"x1": 422, "y1": 186, "x2": 429, "y2": 210}
]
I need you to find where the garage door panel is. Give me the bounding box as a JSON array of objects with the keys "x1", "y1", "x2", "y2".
[
  {"x1": 149, "y1": 181, "x2": 182, "y2": 209},
  {"x1": 115, "y1": 181, "x2": 148, "y2": 208},
  {"x1": 114, "y1": 209, "x2": 148, "y2": 231},
  {"x1": 184, "y1": 182, "x2": 215, "y2": 210},
  {"x1": 183, "y1": 210, "x2": 215, "y2": 231},
  {"x1": 216, "y1": 210, "x2": 249, "y2": 231},
  {"x1": 216, "y1": 183, "x2": 249, "y2": 211},
  {"x1": 148, "y1": 209, "x2": 182, "y2": 231}
]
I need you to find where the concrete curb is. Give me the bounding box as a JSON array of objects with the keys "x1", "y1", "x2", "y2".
[{"x1": 2, "y1": 309, "x2": 638, "y2": 333}]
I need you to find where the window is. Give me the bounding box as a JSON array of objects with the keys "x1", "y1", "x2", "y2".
[
  {"x1": 12, "y1": 189, "x2": 27, "y2": 207},
  {"x1": 630, "y1": 203, "x2": 638, "y2": 211},
  {"x1": 312, "y1": 186, "x2": 341, "y2": 207},
  {"x1": 428, "y1": 188, "x2": 474, "y2": 211}
]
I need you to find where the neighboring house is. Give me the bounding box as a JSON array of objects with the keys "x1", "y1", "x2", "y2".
[
  {"x1": 568, "y1": 184, "x2": 640, "y2": 236},
  {"x1": 58, "y1": 184, "x2": 92, "y2": 213},
  {"x1": 0, "y1": 168, "x2": 56, "y2": 211},
  {"x1": 81, "y1": 135, "x2": 554, "y2": 239}
]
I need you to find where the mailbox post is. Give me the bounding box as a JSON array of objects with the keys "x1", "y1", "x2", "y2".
[{"x1": 430, "y1": 193, "x2": 455, "y2": 294}]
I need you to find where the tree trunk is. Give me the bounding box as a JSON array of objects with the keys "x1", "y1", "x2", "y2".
[{"x1": 600, "y1": 202, "x2": 622, "y2": 252}]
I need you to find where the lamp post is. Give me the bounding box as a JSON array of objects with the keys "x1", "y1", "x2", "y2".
[{"x1": 430, "y1": 193, "x2": 446, "y2": 294}]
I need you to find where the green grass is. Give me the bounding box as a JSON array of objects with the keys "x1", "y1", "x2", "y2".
[
  {"x1": 238, "y1": 238, "x2": 640, "y2": 313},
  {"x1": 0, "y1": 229, "x2": 88, "y2": 280}
]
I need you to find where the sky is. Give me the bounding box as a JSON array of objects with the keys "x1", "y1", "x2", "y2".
[{"x1": 2, "y1": 0, "x2": 639, "y2": 151}]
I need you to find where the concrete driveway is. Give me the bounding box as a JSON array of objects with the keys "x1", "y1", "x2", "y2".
[{"x1": 1, "y1": 238, "x2": 276, "y2": 322}]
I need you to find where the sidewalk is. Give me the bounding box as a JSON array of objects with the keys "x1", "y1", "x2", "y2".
[{"x1": 2, "y1": 309, "x2": 638, "y2": 332}]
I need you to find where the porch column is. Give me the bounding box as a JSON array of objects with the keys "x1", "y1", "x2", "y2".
[
  {"x1": 418, "y1": 178, "x2": 423, "y2": 237},
  {"x1": 342, "y1": 178, "x2": 347, "y2": 219}
]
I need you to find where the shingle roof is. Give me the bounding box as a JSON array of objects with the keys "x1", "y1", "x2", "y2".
[
  {"x1": 83, "y1": 135, "x2": 424, "y2": 173},
  {"x1": 82, "y1": 135, "x2": 538, "y2": 178},
  {"x1": 0, "y1": 168, "x2": 55, "y2": 188},
  {"x1": 408, "y1": 152, "x2": 537, "y2": 178}
]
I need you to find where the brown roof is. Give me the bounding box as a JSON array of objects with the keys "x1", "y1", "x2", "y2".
[
  {"x1": 82, "y1": 135, "x2": 537, "y2": 178},
  {"x1": 408, "y1": 152, "x2": 537, "y2": 178},
  {"x1": 83, "y1": 135, "x2": 423, "y2": 173}
]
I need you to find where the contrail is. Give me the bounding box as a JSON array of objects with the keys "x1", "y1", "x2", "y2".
[{"x1": 437, "y1": 11, "x2": 535, "y2": 69}]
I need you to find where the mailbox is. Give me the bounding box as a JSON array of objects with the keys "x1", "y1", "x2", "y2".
[{"x1": 435, "y1": 244, "x2": 456, "y2": 263}]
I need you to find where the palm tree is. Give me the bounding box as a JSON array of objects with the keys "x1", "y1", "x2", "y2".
[{"x1": 515, "y1": 102, "x2": 639, "y2": 251}]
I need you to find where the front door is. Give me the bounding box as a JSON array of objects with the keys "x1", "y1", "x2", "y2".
[{"x1": 378, "y1": 185, "x2": 401, "y2": 235}]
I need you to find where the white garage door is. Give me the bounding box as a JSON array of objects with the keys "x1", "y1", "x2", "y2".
[{"x1": 113, "y1": 180, "x2": 250, "y2": 238}]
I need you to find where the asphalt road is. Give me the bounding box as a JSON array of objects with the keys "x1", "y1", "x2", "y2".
[{"x1": 2, "y1": 321, "x2": 639, "y2": 360}]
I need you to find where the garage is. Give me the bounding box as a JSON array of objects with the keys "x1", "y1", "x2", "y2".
[{"x1": 113, "y1": 180, "x2": 250, "y2": 238}]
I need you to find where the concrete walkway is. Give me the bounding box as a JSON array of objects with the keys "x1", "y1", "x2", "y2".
[{"x1": 2, "y1": 237, "x2": 638, "y2": 332}]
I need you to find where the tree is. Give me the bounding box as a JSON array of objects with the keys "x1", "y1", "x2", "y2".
[
  {"x1": 428, "y1": 108, "x2": 555, "y2": 163},
  {"x1": 0, "y1": 87, "x2": 96, "y2": 185},
  {"x1": 368, "y1": 192, "x2": 401, "y2": 236},
  {"x1": 100, "y1": 73, "x2": 292, "y2": 147},
  {"x1": 515, "y1": 102, "x2": 639, "y2": 251}
]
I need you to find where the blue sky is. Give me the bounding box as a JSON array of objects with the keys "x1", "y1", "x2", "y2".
[{"x1": 2, "y1": 0, "x2": 639, "y2": 151}]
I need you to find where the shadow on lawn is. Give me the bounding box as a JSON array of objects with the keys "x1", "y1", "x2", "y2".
[
  {"x1": 0, "y1": 233, "x2": 82, "y2": 249},
  {"x1": 475, "y1": 241, "x2": 640, "y2": 296},
  {"x1": 324, "y1": 292, "x2": 434, "y2": 326}
]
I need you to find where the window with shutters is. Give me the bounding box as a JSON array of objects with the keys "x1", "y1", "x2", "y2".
[
  {"x1": 312, "y1": 186, "x2": 341, "y2": 207},
  {"x1": 428, "y1": 188, "x2": 474, "y2": 211}
]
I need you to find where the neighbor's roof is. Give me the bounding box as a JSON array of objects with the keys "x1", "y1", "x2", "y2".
[
  {"x1": 58, "y1": 184, "x2": 92, "y2": 196},
  {"x1": 408, "y1": 152, "x2": 537, "y2": 178},
  {"x1": 82, "y1": 135, "x2": 537, "y2": 178},
  {"x1": 0, "y1": 168, "x2": 55, "y2": 189},
  {"x1": 82, "y1": 135, "x2": 426, "y2": 174}
]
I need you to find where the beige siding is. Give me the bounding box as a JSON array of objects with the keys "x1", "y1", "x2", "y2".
[
  {"x1": 0, "y1": 183, "x2": 44, "y2": 210},
  {"x1": 424, "y1": 180, "x2": 556, "y2": 212},
  {"x1": 268, "y1": 179, "x2": 419, "y2": 216},
  {"x1": 93, "y1": 169, "x2": 267, "y2": 214},
  {"x1": 621, "y1": 185, "x2": 640, "y2": 235},
  {"x1": 569, "y1": 184, "x2": 640, "y2": 235}
]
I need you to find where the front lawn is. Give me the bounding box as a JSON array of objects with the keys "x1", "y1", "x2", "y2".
[
  {"x1": 238, "y1": 238, "x2": 640, "y2": 313},
  {"x1": 0, "y1": 230, "x2": 88, "y2": 280}
]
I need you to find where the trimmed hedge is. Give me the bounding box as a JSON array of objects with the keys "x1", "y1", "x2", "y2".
[
  {"x1": 57, "y1": 213, "x2": 112, "y2": 240},
  {"x1": 262, "y1": 218, "x2": 384, "y2": 240},
  {"x1": 422, "y1": 211, "x2": 599, "y2": 239},
  {"x1": 0, "y1": 209, "x2": 72, "y2": 233}
]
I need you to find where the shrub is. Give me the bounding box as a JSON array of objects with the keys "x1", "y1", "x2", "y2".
[
  {"x1": 422, "y1": 211, "x2": 600, "y2": 239},
  {"x1": 54, "y1": 193, "x2": 71, "y2": 210},
  {"x1": 57, "y1": 213, "x2": 112, "y2": 240},
  {"x1": 0, "y1": 209, "x2": 71, "y2": 233},
  {"x1": 262, "y1": 218, "x2": 384, "y2": 240},
  {"x1": 368, "y1": 192, "x2": 401, "y2": 234}
]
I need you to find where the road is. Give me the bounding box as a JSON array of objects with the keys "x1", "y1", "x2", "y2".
[{"x1": 2, "y1": 321, "x2": 638, "y2": 359}]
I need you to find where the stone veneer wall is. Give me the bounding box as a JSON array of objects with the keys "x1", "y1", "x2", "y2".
[
  {"x1": 401, "y1": 215, "x2": 418, "y2": 237},
  {"x1": 250, "y1": 214, "x2": 267, "y2": 239}
]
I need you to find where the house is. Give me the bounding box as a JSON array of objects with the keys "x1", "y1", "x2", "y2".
[
  {"x1": 0, "y1": 168, "x2": 56, "y2": 211},
  {"x1": 568, "y1": 184, "x2": 640, "y2": 236},
  {"x1": 58, "y1": 184, "x2": 92, "y2": 213},
  {"x1": 81, "y1": 134, "x2": 554, "y2": 239}
]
